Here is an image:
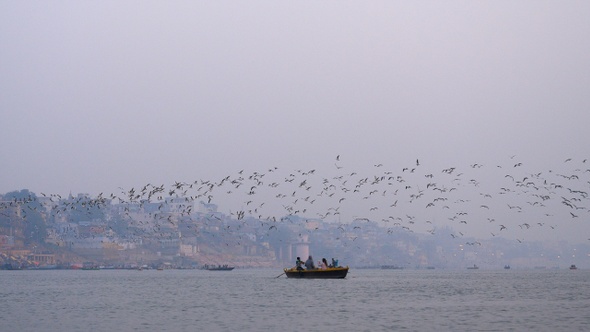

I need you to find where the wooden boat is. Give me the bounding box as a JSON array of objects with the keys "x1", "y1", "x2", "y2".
[{"x1": 283, "y1": 266, "x2": 349, "y2": 279}]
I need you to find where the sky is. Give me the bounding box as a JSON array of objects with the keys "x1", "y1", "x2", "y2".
[{"x1": 1, "y1": 1, "x2": 590, "y2": 243}]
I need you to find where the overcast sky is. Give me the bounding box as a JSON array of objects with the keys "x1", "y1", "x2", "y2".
[{"x1": 2, "y1": 2, "x2": 589, "y2": 243}]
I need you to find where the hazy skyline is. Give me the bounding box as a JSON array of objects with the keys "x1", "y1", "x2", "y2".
[{"x1": 2, "y1": 2, "x2": 590, "y2": 243}]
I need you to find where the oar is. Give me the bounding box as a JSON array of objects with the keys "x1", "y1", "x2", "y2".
[{"x1": 275, "y1": 272, "x2": 285, "y2": 278}]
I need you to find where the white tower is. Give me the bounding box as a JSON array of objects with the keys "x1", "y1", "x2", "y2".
[{"x1": 291, "y1": 234, "x2": 310, "y2": 262}]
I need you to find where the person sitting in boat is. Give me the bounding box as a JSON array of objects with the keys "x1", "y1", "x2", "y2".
[
  {"x1": 295, "y1": 257, "x2": 304, "y2": 271},
  {"x1": 331, "y1": 258, "x2": 338, "y2": 268},
  {"x1": 321, "y1": 258, "x2": 329, "y2": 270},
  {"x1": 305, "y1": 255, "x2": 316, "y2": 270}
]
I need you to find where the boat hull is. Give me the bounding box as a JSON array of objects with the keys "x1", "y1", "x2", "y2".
[
  {"x1": 203, "y1": 264, "x2": 235, "y2": 271},
  {"x1": 207, "y1": 267, "x2": 234, "y2": 271},
  {"x1": 284, "y1": 267, "x2": 348, "y2": 279}
]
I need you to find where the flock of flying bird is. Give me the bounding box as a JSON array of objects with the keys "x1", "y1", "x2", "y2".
[{"x1": 2, "y1": 155, "x2": 590, "y2": 244}]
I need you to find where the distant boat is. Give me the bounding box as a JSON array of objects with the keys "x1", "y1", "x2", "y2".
[
  {"x1": 205, "y1": 264, "x2": 234, "y2": 271},
  {"x1": 467, "y1": 264, "x2": 479, "y2": 270},
  {"x1": 381, "y1": 265, "x2": 403, "y2": 270},
  {"x1": 28, "y1": 264, "x2": 58, "y2": 270},
  {"x1": 504, "y1": 265, "x2": 511, "y2": 270},
  {"x1": 1, "y1": 263, "x2": 22, "y2": 270},
  {"x1": 570, "y1": 264, "x2": 578, "y2": 270},
  {"x1": 283, "y1": 266, "x2": 348, "y2": 279}
]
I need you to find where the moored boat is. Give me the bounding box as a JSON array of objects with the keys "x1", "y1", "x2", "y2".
[{"x1": 283, "y1": 266, "x2": 349, "y2": 279}]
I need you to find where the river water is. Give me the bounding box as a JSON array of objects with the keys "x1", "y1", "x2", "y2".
[{"x1": 1, "y1": 268, "x2": 589, "y2": 331}]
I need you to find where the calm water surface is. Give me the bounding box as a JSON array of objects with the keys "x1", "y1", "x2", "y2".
[{"x1": 1, "y1": 269, "x2": 589, "y2": 331}]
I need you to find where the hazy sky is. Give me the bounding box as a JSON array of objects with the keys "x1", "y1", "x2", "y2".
[{"x1": 2, "y1": 2, "x2": 590, "y2": 242}]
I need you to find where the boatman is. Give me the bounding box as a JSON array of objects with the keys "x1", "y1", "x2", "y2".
[{"x1": 296, "y1": 257, "x2": 304, "y2": 271}]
